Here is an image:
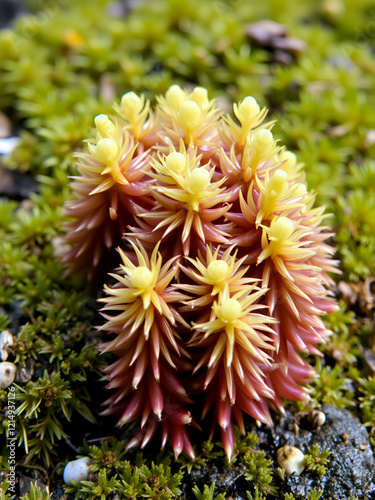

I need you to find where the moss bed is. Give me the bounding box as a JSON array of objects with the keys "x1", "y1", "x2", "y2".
[{"x1": 0, "y1": 0, "x2": 374, "y2": 499}]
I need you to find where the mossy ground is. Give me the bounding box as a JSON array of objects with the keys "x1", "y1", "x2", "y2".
[{"x1": 0, "y1": 0, "x2": 374, "y2": 499}]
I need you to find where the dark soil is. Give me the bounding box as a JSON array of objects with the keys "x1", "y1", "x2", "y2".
[{"x1": 183, "y1": 405, "x2": 375, "y2": 500}]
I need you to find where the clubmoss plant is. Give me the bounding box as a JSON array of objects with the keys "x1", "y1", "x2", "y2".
[
  {"x1": 62, "y1": 84, "x2": 339, "y2": 459},
  {"x1": 308, "y1": 358, "x2": 355, "y2": 409},
  {"x1": 243, "y1": 450, "x2": 278, "y2": 497},
  {"x1": 303, "y1": 444, "x2": 331, "y2": 477},
  {"x1": 19, "y1": 482, "x2": 52, "y2": 500},
  {"x1": 15, "y1": 370, "x2": 96, "y2": 467},
  {"x1": 192, "y1": 482, "x2": 226, "y2": 500},
  {"x1": 0, "y1": 480, "x2": 13, "y2": 500}
]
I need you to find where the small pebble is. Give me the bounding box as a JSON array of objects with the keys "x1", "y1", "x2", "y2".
[
  {"x1": 0, "y1": 137, "x2": 20, "y2": 156},
  {"x1": 0, "y1": 361, "x2": 17, "y2": 389},
  {"x1": 307, "y1": 409, "x2": 326, "y2": 430},
  {"x1": 271, "y1": 36, "x2": 306, "y2": 55},
  {"x1": 364, "y1": 129, "x2": 375, "y2": 148},
  {"x1": 246, "y1": 20, "x2": 288, "y2": 45},
  {"x1": 0, "y1": 113, "x2": 12, "y2": 139},
  {"x1": 63, "y1": 457, "x2": 91, "y2": 485},
  {"x1": 0, "y1": 330, "x2": 13, "y2": 361},
  {"x1": 277, "y1": 445, "x2": 305, "y2": 476}
]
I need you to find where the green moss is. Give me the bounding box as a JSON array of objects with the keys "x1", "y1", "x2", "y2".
[
  {"x1": 304, "y1": 444, "x2": 331, "y2": 477},
  {"x1": 65, "y1": 458, "x2": 183, "y2": 500},
  {"x1": 0, "y1": 480, "x2": 14, "y2": 500},
  {"x1": 193, "y1": 482, "x2": 226, "y2": 500},
  {"x1": 19, "y1": 481, "x2": 52, "y2": 500},
  {"x1": 243, "y1": 450, "x2": 278, "y2": 497},
  {"x1": 358, "y1": 376, "x2": 375, "y2": 444},
  {"x1": 308, "y1": 358, "x2": 355, "y2": 409}
]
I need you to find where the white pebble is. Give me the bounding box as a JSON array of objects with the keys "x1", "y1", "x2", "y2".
[
  {"x1": 0, "y1": 361, "x2": 16, "y2": 389},
  {"x1": 277, "y1": 445, "x2": 305, "y2": 476},
  {"x1": 0, "y1": 137, "x2": 20, "y2": 156},
  {"x1": 63, "y1": 457, "x2": 91, "y2": 485},
  {"x1": 0, "y1": 330, "x2": 13, "y2": 361}
]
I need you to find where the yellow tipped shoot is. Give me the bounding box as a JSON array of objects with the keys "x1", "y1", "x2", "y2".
[
  {"x1": 166, "y1": 152, "x2": 186, "y2": 174},
  {"x1": 120, "y1": 91, "x2": 143, "y2": 120},
  {"x1": 279, "y1": 150, "x2": 297, "y2": 170},
  {"x1": 116, "y1": 91, "x2": 151, "y2": 140},
  {"x1": 277, "y1": 150, "x2": 304, "y2": 181},
  {"x1": 226, "y1": 95, "x2": 269, "y2": 147},
  {"x1": 267, "y1": 169, "x2": 287, "y2": 198},
  {"x1": 95, "y1": 138, "x2": 119, "y2": 164},
  {"x1": 177, "y1": 101, "x2": 201, "y2": 130},
  {"x1": 258, "y1": 216, "x2": 296, "y2": 264},
  {"x1": 191, "y1": 86, "x2": 209, "y2": 108},
  {"x1": 131, "y1": 266, "x2": 154, "y2": 290},
  {"x1": 188, "y1": 168, "x2": 211, "y2": 194},
  {"x1": 246, "y1": 128, "x2": 278, "y2": 174},
  {"x1": 237, "y1": 96, "x2": 260, "y2": 127},
  {"x1": 207, "y1": 260, "x2": 229, "y2": 283},
  {"x1": 165, "y1": 84, "x2": 186, "y2": 110},
  {"x1": 294, "y1": 183, "x2": 307, "y2": 197},
  {"x1": 218, "y1": 298, "x2": 242, "y2": 322},
  {"x1": 269, "y1": 216, "x2": 295, "y2": 242},
  {"x1": 95, "y1": 114, "x2": 116, "y2": 139},
  {"x1": 250, "y1": 128, "x2": 274, "y2": 152}
]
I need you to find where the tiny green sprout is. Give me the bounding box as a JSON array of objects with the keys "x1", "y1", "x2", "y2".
[
  {"x1": 19, "y1": 481, "x2": 52, "y2": 500},
  {"x1": 284, "y1": 488, "x2": 323, "y2": 500},
  {"x1": 323, "y1": 301, "x2": 358, "y2": 366},
  {"x1": 69, "y1": 469, "x2": 119, "y2": 500},
  {"x1": 177, "y1": 440, "x2": 222, "y2": 473},
  {"x1": 309, "y1": 358, "x2": 355, "y2": 408},
  {"x1": 230, "y1": 430, "x2": 260, "y2": 463},
  {"x1": 304, "y1": 444, "x2": 331, "y2": 476},
  {"x1": 0, "y1": 480, "x2": 14, "y2": 500},
  {"x1": 140, "y1": 462, "x2": 183, "y2": 499},
  {"x1": 15, "y1": 370, "x2": 95, "y2": 467},
  {"x1": 307, "y1": 488, "x2": 323, "y2": 500},
  {"x1": 358, "y1": 376, "x2": 375, "y2": 430},
  {"x1": 246, "y1": 489, "x2": 267, "y2": 500},
  {"x1": 192, "y1": 482, "x2": 225, "y2": 500},
  {"x1": 104, "y1": 460, "x2": 183, "y2": 500},
  {"x1": 243, "y1": 450, "x2": 278, "y2": 497},
  {"x1": 83, "y1": 437, "x2": 127, "y2": 472},
  {"x1": 12, "y1": 324, "x2": 37, "y2": 366},
  {"x1": 15, "y1": 370, "x2": 72, "y2": 420}
]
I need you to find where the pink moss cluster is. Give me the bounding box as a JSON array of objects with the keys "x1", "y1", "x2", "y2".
[{"x1": 63, "y1": 85, "x2": 338, "y2": 459}]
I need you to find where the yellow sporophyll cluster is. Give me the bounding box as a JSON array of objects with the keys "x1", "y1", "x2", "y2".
[{"x1": 63, "y1": 85, "x2": 339, "y2": 460}]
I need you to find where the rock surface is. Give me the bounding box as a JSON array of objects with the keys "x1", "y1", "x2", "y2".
[
  {"x1": 272, "y1": 404, "x2": 375, "y2": 499},
  {"x1": 182, "y1": 405, "x2": 375, "y2": 500}
]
